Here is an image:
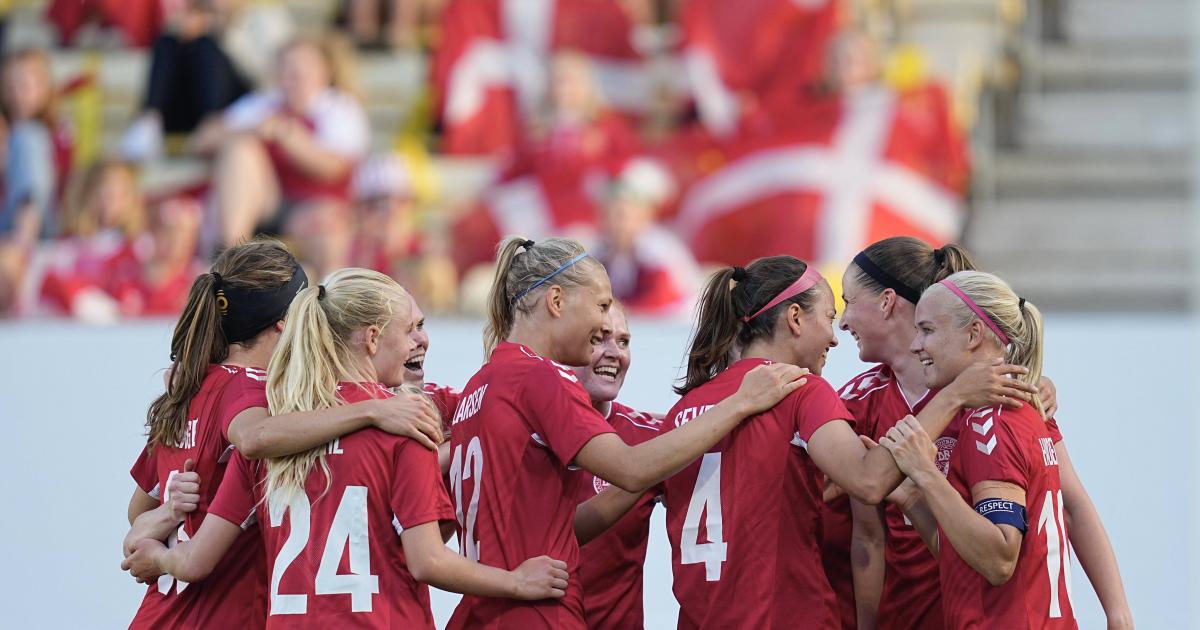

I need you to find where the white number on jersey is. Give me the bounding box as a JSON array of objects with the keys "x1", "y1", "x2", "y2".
[
  {"x1": 449, "y1": 436, "x2": 485, "y2": 561},
  {"x1": 157, "y1": 468, "x2": 190, "y2": 595},
  {"x1": 1036, "y1": 489, "x2": 1075, "y2": 618},
  {"x1": 680, "y1": 452, "x2": 727, "y2": 581},
  {"x1": 267, "y1": 486, "x2": 380, "y2": 615}
]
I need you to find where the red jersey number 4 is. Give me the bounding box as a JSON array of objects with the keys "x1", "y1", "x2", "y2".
[
  {"x1": 681, "y1": 452, "x2": 727, "y2": 581},
  {"x1": 267, "y1": 486, "x2": 380, "y2": 615}
]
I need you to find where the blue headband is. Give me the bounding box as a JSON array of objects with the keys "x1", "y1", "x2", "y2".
[{"x1": 511, "y1": 252, "x2": 590, "y2": 305}]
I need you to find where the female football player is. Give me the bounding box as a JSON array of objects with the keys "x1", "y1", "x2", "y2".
[
  {"x1": 444, "y1": 236, "x2": 806, "y2": 629},
  {"x1": 879, "y1": 271, "x2": 1077, "y2": 628},
  {"x1": 660, "y1": 256, "x2": 1037, "y2": 628},
  {"x1": 839, "y1": 237, "x2": 1131, "y2": 630},
  {"x1": 124, "y1": 268, "x2": 569, "y2": 627}
]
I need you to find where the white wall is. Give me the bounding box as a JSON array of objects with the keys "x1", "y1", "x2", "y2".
[{"x1": 0, "y1": 316, "x2": 1193, "y2": 628}]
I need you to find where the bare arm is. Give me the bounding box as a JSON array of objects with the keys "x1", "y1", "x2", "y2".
[
  {"x1": 808, "y1": 362, "x2": 1037, "y2": 505},
  {"x1": 850, "y1": 498, "x2": 887, "y2": 630},
  {"x1": 127, "y1": 487, "x2": 158, "y2": 525},
  {"x1": 882, "y1": 419, "x2": 1023, "y2": 586},
  {"x1": 401, "y1": 521, "x2": 567, "y2": 600},
  {"x1": 189, "y1": 116, "x2": 234, "y2": 155},
  {"x1": 889, "y1": 480, "x2": 940, "y2": 556},
  {"x1": 1057, "y1": 442, "x2": 1134, "y2": 629},
  {"x1": 122, "y1": 514, "x2": 244, "y2": 584},
  {"x1": 262, "y1": 118, "x2": 355, "y2": 182},
  {"x1": 574, "y1": 485, "x2": 645, "y2": 545},
  {"x1": 574, "y1": 364, "x2": 806, "y2": 493},
  {"x1": 227, "y1": 393, "x2": 442, "y2": 459}
]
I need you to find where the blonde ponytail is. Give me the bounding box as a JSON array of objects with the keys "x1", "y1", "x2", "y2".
[
  {"x1": 483, "y1": 236, "x2": 598, "y2": 358},
  {"x1": 937, "y1": 271, "x2": 1046, "y2": 417},
  {"x1": 264, "y1": 268, "x2": 413, "y2": 502}
]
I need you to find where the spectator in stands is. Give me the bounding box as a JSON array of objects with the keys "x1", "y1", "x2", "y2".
[
  {"x1": 120, "y1": 0, "x2": 250, "y2": 162},
  {"x1": 350, "y1": 154, "x2": 458, "y2": 313},
  {"x1": 0, "y1": 49, "x2": 73, "y2": 239},
  {"x1": 592, "y1": 158, "x2": 699, "y2": 316},
  {"x1": 46, "y1": 0, "x2": 165, "y2": 48},
  {"x1": 193, "y1": 34, "x2": 369, "y2": 277},
  {"x1": 38, "y1": 159, "x2": 202, "y2": 322},
  {"x1": 337, "y1": 0, "x2": 446, "y2": 50}
]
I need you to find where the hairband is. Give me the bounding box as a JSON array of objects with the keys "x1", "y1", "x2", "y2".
[
  {"x1": 1018, "y1": 297, "x2": 1026, "y2": 312},
  {"x1": 216, "y1": 261, "x2": 308, "y2": 343},
  {"x1": 317, "y1": 285, "x2": 326, "y2": 301},
  {"x1": 731, "y1": 266, "x2": 748, "y2": 282},
  {"x1": 741, "y1": 264, "x2": 823, "y2": 323},
  {"x1": 933, "y1": 247, "x2": 947, "y2": 265},
  {"x1": 511, "y1": 252, "x2": 590, "y2": 305},
  {"x1": 939, "y1": 279, "x2": 1009, "y2": 346},
  {"x1": 853, "y1": 251, "x2": 920, "y2": 304}
]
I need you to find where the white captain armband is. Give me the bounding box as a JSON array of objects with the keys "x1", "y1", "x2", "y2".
[{"x1": 973, "y1": 497, "x2": 1028, "y2": 533}]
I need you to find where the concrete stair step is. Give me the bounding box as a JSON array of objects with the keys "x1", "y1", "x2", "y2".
[
  {"x1": 1035, "y1": 42, "x2": 1189, "y2": 91},
  {"x1": 967, "y1": 199, "x2": 1192, "y2": 254},
  {"x1": 1016, "y1": 89, "x2": 1189, "y2": 152},
  {"x1": 1064, "y1": 0, "x2": 1189, "y2": 46},
  {"x1": 991, "y1": 150, "x2": 1189, "y2": 198}
]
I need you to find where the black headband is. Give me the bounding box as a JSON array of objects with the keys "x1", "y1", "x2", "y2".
[
  {"x1": 853, "y1": 252, "x2": 921, "y2": 304},
  {"x1": 214, "y1": 262, "x2": 308, "y2": 343}
]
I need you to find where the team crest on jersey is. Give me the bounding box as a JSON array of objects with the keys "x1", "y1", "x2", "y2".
[
  {"x1": 593, "y1": 476, "x2": 609, "y2": 494},
  {"x1": 934, "y1": 436, "x2": 957, "y2": 475}
]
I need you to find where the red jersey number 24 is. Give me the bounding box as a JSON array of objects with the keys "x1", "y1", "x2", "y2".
[{"x1": 267, "y1": 486, "x2": 380, "y2": 615}]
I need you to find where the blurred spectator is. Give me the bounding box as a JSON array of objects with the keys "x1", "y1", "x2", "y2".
[
  {"x1": 193, "y1": 34, "x2": 368, "y2": 278},
  {"x1": 337, "y1": 0, "x2": 447, "y2": 50},
  {"x1": 451, "y1": 52, "x2": 639, "y2": 274},
  {"x1": 120, "y1": 0, "x2": 251, "y2": 162},
  {"x1": 592, "y1": 157, "x2": 698, "y2": 315},
  {"x1": 46, "y1": 0, "x2": 165, "y2": 47},
  {"x1": 37, "y1": 160, "x2": 202, "y2": 322},
  {"x1": 350, "y1": 154, "x2": 458, "y2": 312},
  {"x1": 1, "y1": 49, "x2": 73, "y2": 239}
]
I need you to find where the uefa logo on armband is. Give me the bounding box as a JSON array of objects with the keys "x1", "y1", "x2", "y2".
[
  {"x1": 935, "y1": 436, "x2": 957, "y2": 476},
  {"x1": 593, "y1": 476, "x2": 610, "y2": 494}
]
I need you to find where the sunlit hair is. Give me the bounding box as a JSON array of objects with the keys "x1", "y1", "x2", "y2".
[
  {"x1": 677, "y1": 256, "x2": 823, "y2": 395},
  {"x1": 146, "y1": 239, "x2": 298, "y2": 451},
  {"x1": 484, "y1": 236, "x2": 602, "y2": 357},
  {"x1": 931, "y1": 270, "x2": 1046, "y2": 417},
  {"x1": 852, "y1": 237, "x2": 976, "y2": 300},
  {"x1": 278, "y1": 34, "x2": 363, "y2": 103},
  {"x1": 264, "y1": 268, "x2": 412, "y2": 502}
]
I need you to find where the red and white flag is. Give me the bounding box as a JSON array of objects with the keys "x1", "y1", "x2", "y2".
[{"x1": 670, "y1": 85, "x2": 968, "y2": 267}]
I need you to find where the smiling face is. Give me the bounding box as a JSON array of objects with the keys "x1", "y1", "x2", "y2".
[
  {"x1": 403, "y1": 300, "x2": 429, "y2": 385},
  {"x1": 910, "y1": 288, "x2": 975, "y2": 389},
  {"x1": 838, "y1": 268, "x2": 888, "y2": 363},
  {"x1": 792, "y1": 281, "x2": 840, "y2": 375},
  {"x1": 573, "y1": 305, "x2": 630, "y2": 406},
  {"x1": 365, "y1": 306, "x2": 416, "y2": 388},
  {"x1": 278, "y1": 42, "x2": 328, "y2": 111},
  {"x1": 550, "y1": 262, "x2": 614, "y2": 367}
]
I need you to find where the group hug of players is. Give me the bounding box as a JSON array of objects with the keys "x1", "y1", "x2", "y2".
[{"x1": 119, "y1": 233, "x2": 1134, "y2": 629}]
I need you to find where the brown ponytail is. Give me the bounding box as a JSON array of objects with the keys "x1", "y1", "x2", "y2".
[
  {"x1": 144, "y1": 239, "x2": 299, "y2": 451},
  {"x1": 483, "y1": 235, "x2": 599, "y2": 357},
  {"x1": 853, "y1": 237, "x2": 978, "y2": 302},
  {"x1": 677, "y1": 256, "x2": 821, "y2": 395}
]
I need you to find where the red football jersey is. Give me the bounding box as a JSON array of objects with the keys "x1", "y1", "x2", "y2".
[
  {"x1": 940, "y1": 403, "x2": 1077, "y2": 629},
  {"x1": 573, "y1": 401, "x2": 661, "y2": 630},
  {"x1": 836, "y1": 365, "x2": 947, "y2": 630},
  {"x1": 661, "y1": 358, "x2": 851, "y2": 629},
  {"x1": 127, "y1": 364, "x2": 270, "y2": 629},
  {"x1": 444, "y1": 342, "x2": 616, "y2": 629},
  {"x1": 207, "y1": 382, "x2": 455, "y2": 629},
  {"x1": 423, "y1": 381, "x2": 462, "y2": 425}
]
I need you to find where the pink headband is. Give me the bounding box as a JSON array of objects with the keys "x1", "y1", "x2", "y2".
[
  {"x1": 741, "y1": 265, "x2": 824, "y2": 323},
  {"x1": 938, "y1": 279, "x2": 1010, "y2": 346}
]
